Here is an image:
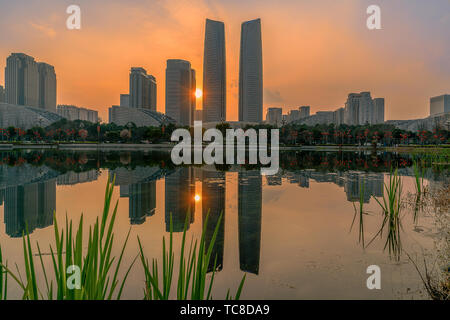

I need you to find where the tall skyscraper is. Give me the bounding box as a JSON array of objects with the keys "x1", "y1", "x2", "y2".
[
  {"x1": 129, "y1": 67, "x2": 157, "y2": 110},
  {"x1": 239, "y1": 18, "x2": 263, "y2": 123},
  {"x1": 203, "y1": 19, "x2": 226, "y2": 123},
  {"x1": 38, "y1": 62, "x2": 57, "y2": 112},
  {"x1": 4, "y1": 53, "x2": 57, "y2": 111},
  {"x1": 165, "y1": 59, "x2": 195, "y2": 126},
  {"x1": 190, "y1": 69, "x2": 196, "y2": 126},
  {"x1": 5, "y1": 53, "x2": 39, "y2": 107}
]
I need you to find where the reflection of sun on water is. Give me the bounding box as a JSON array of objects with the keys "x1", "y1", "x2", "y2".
[
  {"x1": 194, "y1": 194, "x2": 201, "y2": 202},
  {"x1": 195, "y1": 89, "x2": 202, "y2": 98}
]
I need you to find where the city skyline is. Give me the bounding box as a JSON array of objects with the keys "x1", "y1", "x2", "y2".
[{"x1": 0, "y1": 0, "x2": 449, "y2": 122}]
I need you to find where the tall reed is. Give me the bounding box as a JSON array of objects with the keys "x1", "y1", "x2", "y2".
[
  {"x1": 371, "y1": 169, "x2": 403, "y2": 260},
  {"x1": 138, "y1": 212, "x2": 246, "y2": 300},
  {"x1": 0, "y1": 247, "x2": 7, "y2": 300},
  {"x1": 0, "y1": 176, "x2": 135, "y2": 300}
]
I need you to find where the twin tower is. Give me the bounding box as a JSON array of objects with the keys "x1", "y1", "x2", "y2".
[{"x1": 203, "y1": 18, "x2": 263, "y2": 123}]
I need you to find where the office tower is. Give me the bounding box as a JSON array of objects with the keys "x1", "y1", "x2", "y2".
[
  {"x1": 358, "y1": 92, "x2": 374, "y2": 125},
  {"x1": 299, "y1": 106, "x2": 310, "y2": 118},
  {"x1": 0, "y1": 85, "x2": 5, "y2": 103},
  {"x1": 239, "y1": 18, "x2": 263, "y2": 123},
  {"x1": 344, "y1": 93, "x2": 360, "y2": 125},
  {"x1": 430, "y1": 94, "x2": 450, "y2": 116},
  {"x1": 373, "y1": 98, "x2": 385, "y2": 124},
  {"x1": 266, "y1": 107, "x2": 282, "y2": 126},
  {"x1": 287, "y1": 109, "x2": 300, "y2": 123},
  {"x1": 190, "y1": 69, "x2": 196, "y2": 126},
  {"x1": 203, "y1": 19, "x2": 226, "y2": 123},
  {"x1": 38, "y1": 62, "x2": 57, "y2": 112},
  {"x1": 165, "y1": 59, "x2": 195, "y2": 126},
  {"x1": 202, "y1": 169, "x2": 225, "y2": 272},
  {"x1": 333, "y1": 107, "x2": 345, "y2": 126},
  {"x1": 165, "y1": 168, "x2": 195, "y2": 232},
  {"x1": 129, "y1": 67, "x2": 157, "y2": 110},
  {"x1": 238, "y1": 170, "x2": 262, "y2": 274},
  {"x1": 120, "y1": 94, "x2": 130, "y2": 107},
  {"x1": 5, "y1": 53, "x2": 39, "y2": 107}
]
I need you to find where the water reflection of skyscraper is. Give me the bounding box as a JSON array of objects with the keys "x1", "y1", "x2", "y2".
[
  {"x1": 202, "y1": 169, "x2": 225, "y2": 272},
  {"x1": 165, "y1": 167, "x2": 195, "y2": 232},
  {"x1": 277, "y1": 171, "x2": 384, "y2": 203},
  {"x1": 120, "y1": 182, "x2": 156, "y2": 225},
  {"x1": 3, "y1": 179, "x2": 56, "y2": 237},
  {"x1": 238, "y1": 171, "x2": 262, "y2": 275}
]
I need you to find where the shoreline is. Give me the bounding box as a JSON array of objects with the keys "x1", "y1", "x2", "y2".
[{"x1": 0, "y1": 142, "x2": 448, "y2": 153}]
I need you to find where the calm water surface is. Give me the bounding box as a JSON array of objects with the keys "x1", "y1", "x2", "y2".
[{"x1": 0, "y1": 150, "x2": 447, "y2": 299}]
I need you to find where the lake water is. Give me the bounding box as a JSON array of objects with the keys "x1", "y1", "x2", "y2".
[{"x1": 0, "y1": 149, "x2": 447, "y2": 299}]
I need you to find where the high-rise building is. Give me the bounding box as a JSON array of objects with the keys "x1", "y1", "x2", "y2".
[
  {"x1": 239, "y1": 18, "x2": 263, "y2": 123},
  {"x1": 299, "y1": 106, "x2": 310, "y2": 118},
  {"x1": 266, "y1": 107, "x2": 282, "y2": 126},
  {"x1": 287, "y1": 109, "x2": 300, "y2": 123},
  {"x1": 0, "y1": 85, "x2": 5, "y2": 103},
  {"x1": 5, "y1": 53, "x2": 39, "y2": 107},
  {"x1": 430, "y1": 94, "x2": 450, "y2": 116},
  {"x1": 120, "y1": 94, "x2": 130, "y2": 107},
  {"x1": 129, "y1": 67, "x2": 157, "y2": 110},
  {"x1": 38, "y1": 62, "x2": 57, "y2": 112},
  {"x1": 190, "y1": 69, "x2": 196, "y2": 126},
  {"x1": 344, "y1": 92, "x2": 382, "y2": 125},
  {"x1": 203, "y1": 19, "x2": 226, "y2": 123},
  {"x1": 165, "y1": 59, "x2": 195, "y2": 126},
  {"x1": 5, "y1": 53, "x2": 57, "y2": 111},
  {"x1": 333, "y1": 107, "x2": 345, "y2": 126},
  {"x1": 373, "y1": 98, "x2": 385, "y2": 124}
]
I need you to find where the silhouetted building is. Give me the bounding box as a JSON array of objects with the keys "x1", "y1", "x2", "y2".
[
  {"x1": 129, "y1": 67, "x2": 157, "y2": 110},
  {"x1": 203, "y1": 19, "x2": 226, "y2": 122},
  {"x1": 165, "y1": 59, "x2": 195, "y2": 126},
  {"x1": 38, "y1": 62, "x2": 57, "y2": 112},
  {"x1": 239, "y1": 18, "x2": 263, "y2": 123}
]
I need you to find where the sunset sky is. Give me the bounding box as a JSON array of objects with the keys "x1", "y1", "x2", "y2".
[{"x1": 0, "y1": 0, "x2": 449, "y2": 122}]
